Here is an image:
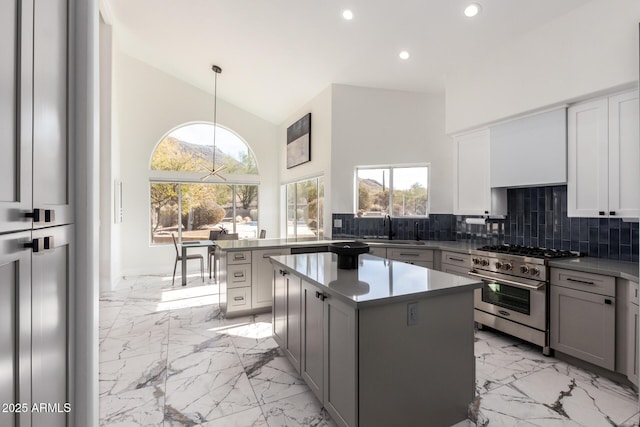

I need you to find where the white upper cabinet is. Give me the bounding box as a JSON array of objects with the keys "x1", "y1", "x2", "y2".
[
  {"x1": 568, "y1": 90, "x2": 639, "y2": 218},
  {"x1": 490, "y1": 108, "x2": 567, "y2": 188},
  {"x1": 453, "y1": 129, "x2": 506, "y2": 216}
]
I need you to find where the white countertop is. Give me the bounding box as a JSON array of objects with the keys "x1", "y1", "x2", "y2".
[
  {"x1": 548, "y1": 257, "x2": 639, "y2": 282},
  {"x1": 270, "y1": 253, "x2": 482, "y2": 309}
]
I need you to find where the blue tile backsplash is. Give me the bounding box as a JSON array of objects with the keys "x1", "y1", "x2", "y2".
[{"x1": 331, "y1": 185, "x2": 639, "y2": 262}]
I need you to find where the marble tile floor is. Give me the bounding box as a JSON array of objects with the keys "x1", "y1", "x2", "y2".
[{"x1": 100, "y1": 274, "x2": 640, "y2": 427}]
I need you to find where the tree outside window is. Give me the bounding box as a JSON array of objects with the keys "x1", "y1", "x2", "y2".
[{"x1": 356, "y1": 166, "x2": 429, "y2": 217}]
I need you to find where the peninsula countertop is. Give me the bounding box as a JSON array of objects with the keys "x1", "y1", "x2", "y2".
[{"x1": 269, "y1": 252, "x2": 482, "y2": 309}]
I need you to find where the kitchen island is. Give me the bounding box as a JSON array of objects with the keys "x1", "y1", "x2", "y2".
[{"x1": 270, "y1": 252, "x2": 482, "y2": 427}]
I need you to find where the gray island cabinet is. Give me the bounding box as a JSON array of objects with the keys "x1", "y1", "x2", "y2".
[{"x1": 270, "y1": 253, "x2": 482, "y2": 427}]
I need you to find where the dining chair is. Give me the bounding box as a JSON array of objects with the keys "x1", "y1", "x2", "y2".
[
  {"x1": 208, "y1": 231, "x2": 239, "y2": 280},
  {"x1": 172, "y1": 233, "x2": 204, "y2": 286},
  {"x1": 208, "y1": 230, "x2": 223, "y2": 279},
  {"x1": 259, "y1": 229, "x2": 266, "y2": 238}
]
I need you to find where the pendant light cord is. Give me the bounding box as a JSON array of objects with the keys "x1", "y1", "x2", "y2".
[{"x1": 212, "y1": 65, "x2": 222, "y2": 170}]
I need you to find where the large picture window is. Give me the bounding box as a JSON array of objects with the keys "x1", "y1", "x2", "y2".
[
  {"x1": 149, "y1": 123, "x2": 259, "y2": 244},
  {"x1": 356, "y1": 165, "x2": 429, "y2": 217},
  {"x1": 285, "y1": 177, "x2": 324, "y2": 239}
]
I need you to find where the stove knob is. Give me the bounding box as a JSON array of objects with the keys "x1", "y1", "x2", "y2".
[
  {"x1": 530, "y1": 267, "x2": 540, "y2": 276},
  {"x1": 520, "y1": 265, "x2": 529, "y2": 274},
  {"x1": 494, "y1": 261, "x2": 503, "y2": 269},
  {"x1": 472, "y1": 258, "x2": 481, "y2": 265},
  {"x1": 481, "y1": 259, "x2": 489, "y2": 267},
  {"x1": 504, "y1": 263, "x2": 513, "y2": 271}
]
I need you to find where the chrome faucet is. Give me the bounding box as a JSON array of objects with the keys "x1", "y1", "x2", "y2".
[{"x1": 383, "y1": 214, "x2": 394, "y2": 240}]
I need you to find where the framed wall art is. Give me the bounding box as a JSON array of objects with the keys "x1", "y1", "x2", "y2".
[{"x1": 286, "y1": 113, "x2": 311, "y2": 168}]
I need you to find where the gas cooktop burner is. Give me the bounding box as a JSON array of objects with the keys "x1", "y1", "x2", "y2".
[{"x1": 476, "y1": 244, "x2": 580, "y2": 259}]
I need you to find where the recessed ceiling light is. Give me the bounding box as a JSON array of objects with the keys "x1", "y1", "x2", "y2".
[
  {"x1": 464, "y1": 3, "x2": 481, "y2": 18},
  {"x1": 342, "y1": 9, "x2": 354, "y2": 20},
  {"x1": 399, "y1": 50, "x2": 410, "y2": 60}
]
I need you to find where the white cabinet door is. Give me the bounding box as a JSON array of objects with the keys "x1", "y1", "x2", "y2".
[
  {"x1": 0, "y1": 0, "x2": 33, "y2": 235},
  {"x1": 0, "y1": 231, "x2": 32, "y2": 427},
  {"x1": 285, "y1": 273, "x2": 301, "y2": 373},
  {"x1": 567, "y1": 98, "x2": 609, "y2": 217},
  {"x1": 32, "y1": 224, "x2": 73, "y2": 427},
  {"x1": 453, "y1": 129, "x2": 506, "y2": 216},
  {"x1": 608, "y1": 91, "x2": 640, "y2": 218},
  {"x1": 252, "y1": 248, "x2": 290, "y2": 309},
  {"x1": 568, "y1": 90, "x2": 640, "y2": 218},
  {"x1": 32, "y1": 0, "x2": 73, "y2": 228}
]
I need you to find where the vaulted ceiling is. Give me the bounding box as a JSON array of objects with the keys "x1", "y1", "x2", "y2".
[{"x1": 102, "y1": 0, "x2": 593, "y2": 124}]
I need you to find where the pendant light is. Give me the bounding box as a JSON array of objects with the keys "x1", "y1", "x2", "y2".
[{"x1": 201, "y1": 64, "x2": 227, "y2": 181}]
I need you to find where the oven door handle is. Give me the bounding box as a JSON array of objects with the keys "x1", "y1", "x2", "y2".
[{"x1": 467, "y1": 271, "x2": 545, "y2": 290}]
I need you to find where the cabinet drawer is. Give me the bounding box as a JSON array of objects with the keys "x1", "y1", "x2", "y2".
[
  {"x1": 228, "y1": 250, "x2": 252, "y2": 264},
  {"x1": 550, "y1": 268, "x2": 615, "y2": 297},
  {"x1": 442, "y1": 251, "x2": 471, "y2": 267},
  {"x1": 387, "y1": 248, "x2": 433, "y2": 262},
  {"x1": 228, "y1": 287, "x2": 251, "y2": 310},
  {"x1": 629, "y1": 281, "x2": 639, "y2": 305},
  {"x1": 227, "y1": 264, "x2": 251, "y2": 288},
  {"x1": 368, "y1": 247, "x2": 387, "y2": 258},
  {"x1": 441, "y1": 264, "x2": 471, "y2": 278}
]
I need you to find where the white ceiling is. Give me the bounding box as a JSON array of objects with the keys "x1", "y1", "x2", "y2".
[{"x1": 103, "y1": 0, "x2": 593, "y2": 125}]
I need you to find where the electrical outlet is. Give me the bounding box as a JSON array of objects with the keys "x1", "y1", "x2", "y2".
[
  {"x1": 333, "y1": 219, "x2": 342, "y2": 228},
  {"x1": 407, "y1": 302, "x2": 418, "y2": 326}
]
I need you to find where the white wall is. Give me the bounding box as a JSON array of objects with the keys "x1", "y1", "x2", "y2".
[
  {"x1": 279, "y1": 86, "x2": 333, "y2": 237},
  {"x1": 445, "y1": 0, "x2": 640, "y2": 134},
  {"x1": 330, "y1": 85, "x2": 452, "y2": 215},
  {"x1": 113, "y1": 52, "x2": 279, "y2": 275}
]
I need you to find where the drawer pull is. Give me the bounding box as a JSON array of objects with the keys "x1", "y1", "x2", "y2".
[
  {"x1": 234, "y1": 296, "x2": 244, "y2": 301},
  {"x1": 399, "y1": 253, "x2": 420, "y2": 257},
  {"x1": 233, "y1": 272, "x2": 244, "y2": 278},
  {"x1": 599, "y1": 211, "x2": 605, "y2": 216},
  {"x1": 604, "y1": 299, "x2": 613, "y2": 305},
  {"x1": 635, "y1": 289, "x2": 638, "y2": 298},
  {"x1": 567, "y1": 277, "x2": 594, "y2": 285},
  {"x1": 234, "y1": 255, "x2": 246, "y2": 260},
  {"x1": 279, "y1": 269, "x2": 289, "y2": 276},
  {"x1": 449, "y1": 257, "x2": 465, "y2": 262}
]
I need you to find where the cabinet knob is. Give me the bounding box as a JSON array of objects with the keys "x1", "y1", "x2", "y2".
[
  {"x1": 609, "y1": 211, "x2": 616, "y2": 216},
  {"x1": 484, "y1": 210, "x2": 489, "y2": 214},
  {"x1": 599, "y1": 211, "x2": 605, "y2": 216}
]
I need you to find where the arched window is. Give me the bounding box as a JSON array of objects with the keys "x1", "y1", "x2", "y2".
[{"x1": 149, "y1": 123, "x2": 260, "y2": 244}]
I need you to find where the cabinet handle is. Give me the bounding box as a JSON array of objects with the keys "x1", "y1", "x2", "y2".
[
  {"x1": 233, "y1": 272, "x2": 244, "y2": 278},
  {"x1": 315, "y1": 291, "x2": 327, "y2": 301},
  {"x1": 484, "y1": 211, "x2": 489, "y2": 214},
  {"x1": 399, "y1": 252, "x2": 420, "y2": 257},
  {"x1": 567, "y1": 277, "x2": 594, "y2": 285},
  {"x1": 635, "y1": 289, "x2": 638, "y2": 299},
  {"x1": 234, "y1": 255, "x2": 246, "y2": 260},
  {"x1": 604, "y1": 299, "x2": 613, "y2": 305},
  {"x1": 234, "y1": 296, "x2": 244, "y2": 301},
  {"x1": 44, "y1": 209, "x2": 54, "y2": 222},
  {"x1": 609, "y1": 211, "x2": 616, "y2": 216},
  {"x1": 449, "y1": 257, "x2": 465, "y2": 262},
  {"x1": 25, "y1": 209, "x2": 44, "y2": 222},
  {"x1": 599, "y1": 211, "x2": 605, "y2": 216},
  {"x1": 279, "y1": 269, "x2": 289, "y2": 276},
  {"x1": 24, "y1": 237, "x2": 53, "y2": 253}
]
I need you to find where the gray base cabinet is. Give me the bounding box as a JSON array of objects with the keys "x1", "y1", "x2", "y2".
[
  {"x1": 550, "y1": 268, "x2": 616, "y2": 370},
  {"x1": 274, "y1": 265, "x2": 475, "y2": 427},
  {"x1": 387, "y1": 248, "x2": 434, "y2": 269},
  {"x1": 627, "y1": 281, "x2": 639, "y2": 386},
  {"x1": 300, "y1": 278, "x2": 357, "y2": 427},
  {"x1": 252, "y1": 248, "x2": 290, "y2": 310}
]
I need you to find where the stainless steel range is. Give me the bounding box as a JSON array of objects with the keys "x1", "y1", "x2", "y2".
[{"x1": 469, "y1": 244, "x2": 579, "y2": 355}]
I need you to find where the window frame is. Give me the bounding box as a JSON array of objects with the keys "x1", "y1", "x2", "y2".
[
  {"x1": 283, "y1": 175, "x2": 324, "y2": 240},
  {"x1": 148, "y1": 122, "x2": 261, "y2": 245},
  {"x1": 355, "y1": 164, "x2": 430, "y2": 218}
]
